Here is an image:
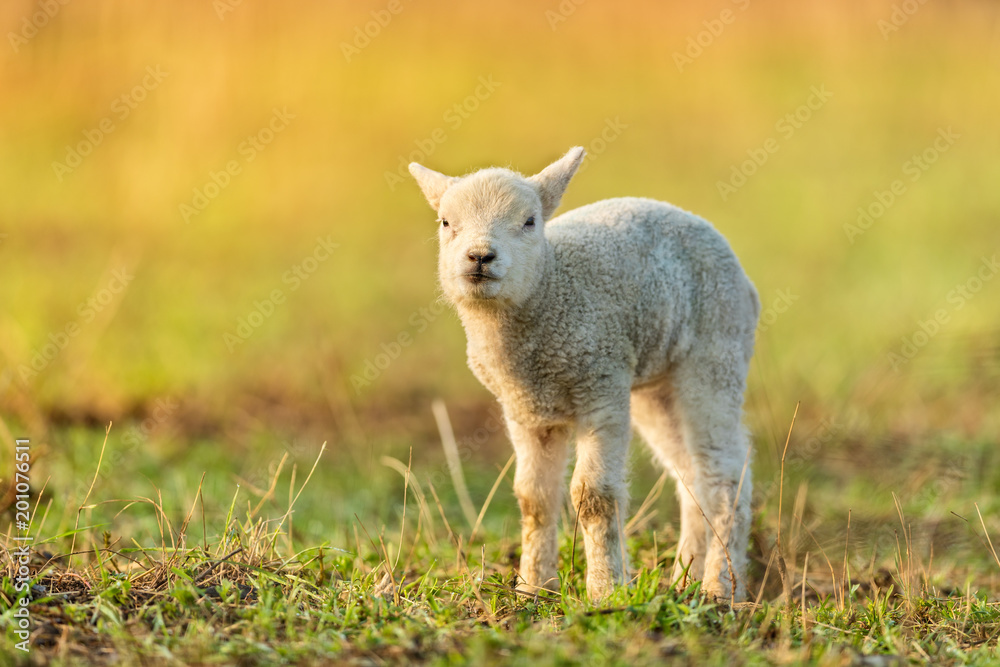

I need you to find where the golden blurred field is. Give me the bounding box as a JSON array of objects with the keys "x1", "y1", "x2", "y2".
[{"x1": 1, "y1": 0, "x2": 999, "y2": 449}]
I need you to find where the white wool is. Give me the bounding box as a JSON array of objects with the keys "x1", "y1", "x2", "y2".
[{"x1": 410, "y1": 147, "x2": 760, "y2": 601}]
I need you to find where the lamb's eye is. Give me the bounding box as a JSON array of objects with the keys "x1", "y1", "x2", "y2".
[
  {"x1": 440, "y1": 219, "x2": 449, "y2": 228},
  {"x1": 523, "y1": 216, "x2": 535, "y2": 230}
]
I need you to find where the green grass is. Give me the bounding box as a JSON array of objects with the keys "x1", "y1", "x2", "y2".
[{"x1": 4, "y1": 418, "x2": 1000, "y2": 665}]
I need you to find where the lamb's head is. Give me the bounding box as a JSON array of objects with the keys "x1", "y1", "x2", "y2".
[{"x1": 410, "y1": 147, "x2": 585, "y2": 309}]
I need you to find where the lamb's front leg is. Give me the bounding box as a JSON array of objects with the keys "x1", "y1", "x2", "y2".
[
  {"x1": 571, "y1": 408, "x2": 631, "y2": 601},
  {"x1": 509, "y1": 419, "x2": 570, "y2": 594}
]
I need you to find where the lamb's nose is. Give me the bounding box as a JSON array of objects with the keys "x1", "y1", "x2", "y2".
[{"x1": 467, "y1": 250, "x2": 496, "y2": 265}]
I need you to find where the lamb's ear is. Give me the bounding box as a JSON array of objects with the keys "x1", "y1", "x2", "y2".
[
  {"x1": 409, "y1": 163, "x2": 458, "y2": 211},
  {"x1": 528, "y1": 146, "x2": 585, "y2": 220}
]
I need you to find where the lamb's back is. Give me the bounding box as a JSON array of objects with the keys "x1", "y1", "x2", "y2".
[{"x1": 545, "y1": 197, "x2": 756, "y2": 381}]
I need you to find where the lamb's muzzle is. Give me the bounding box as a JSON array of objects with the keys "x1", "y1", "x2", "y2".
[{"x1": 465, "y1": 250, "x2": 497, "y2": 284}]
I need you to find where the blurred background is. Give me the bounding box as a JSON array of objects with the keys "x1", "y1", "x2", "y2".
[{"x1": 1, "y1": 0, "x2": 999, "y2": 574}]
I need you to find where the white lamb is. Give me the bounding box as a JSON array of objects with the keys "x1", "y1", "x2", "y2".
[{"x1": 410, "y1": 147, "x2": 760, "y2": 601}]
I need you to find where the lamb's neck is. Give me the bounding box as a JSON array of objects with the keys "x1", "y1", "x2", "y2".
[
  {"x1": 457, "y1": 303, "x2": 530, "y2": 350},
  {"x1": 456, "y1": 251, "x2": 553, "y2": 351}
]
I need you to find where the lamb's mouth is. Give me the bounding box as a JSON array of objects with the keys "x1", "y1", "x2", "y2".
[{"x1": 464, "y1": 272, "x2": 498, "y2": 284}]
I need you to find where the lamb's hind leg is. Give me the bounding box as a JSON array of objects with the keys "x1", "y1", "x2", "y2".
[
  {"x1": 509, "y1": 418, "x2": 571, "y2": 594},
  {"x1": 674, "y1": 353, "x2": 753, "y2": 601},
  {"x1": 631, "y1": 381, "x2": 708, "y2": 586}
]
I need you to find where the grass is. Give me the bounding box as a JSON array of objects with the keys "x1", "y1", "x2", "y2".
[{"x1": 4, "y1": 409, "x2": 1000, "y2": 665}]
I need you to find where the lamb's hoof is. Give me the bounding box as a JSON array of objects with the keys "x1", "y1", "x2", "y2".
[
  {"x1": 585, "y1": 577, "x2": 617, "y2": 602},
  {"x1": 701, "y1": 581, "x2": 743, "y2": 606}
]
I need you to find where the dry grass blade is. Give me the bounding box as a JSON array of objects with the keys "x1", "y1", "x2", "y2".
[
  {"x1": 741, "y1": 547, "x2": 776, "y2": 633},
  {"x1": 381, "y1": 454, "x2": 438, "y2": 547},
  {"x1": 250, "y1": 452, "x2": 289, "y2": 518},
  {"x1": 171, "y1": 472, "x2": 207, "y2": 562},
  {"x1": 841, "y1": 509, "x2": 852, "y2": 610},
  {"x1": 194, "y1": 547, "x2": 245, "y2": 585},
  {"x1": 479, "y1": 579, "x2": 562, "y2": 602},
  {"x1": 776, "y1": 401, "x2": 800, "y2": 608},
  {"x1": 28, "y1": 475, "x2": 51, "y2": 537},
  {"x1": 975, "y1": 503, "x2": 1000, "y2": 572},
  {"x1": 801, "y1": 551, "x2": 810, "y2": 633},
  {"x1": 626, "y1": 470, "x2": 668, "y2": 537},
  {"x1": 469, "y1": 452, "x2": 515, "y2": 544},
  {"x1": 394, "y1": 449, "x2": 411, "y2": 571},
  {"x1": 776, "y1": 402, "x2": 799, "y2": 549},
  {"x1": 427, "y1": 480, "x2": 460, "y2": 563},
  {"x1": 271, "y1": 441, "x2": 327, "y2": 549},
  {"x1": 377, "y1": 531, "x2": 400, "y2": 605},
  {"x1": 353, "y1": 513, "x2": 396, "y2": 600},
  {"x1": 69, "y1": 422, "x2": 112, "y2": 570},
  {"x1": 200, "y1": 478, "x2": 209, "y2": 553},
  {"x1": 793, "y1": 512, "x2": 839, "y2": 607},
  {"x1": 788, "y1": 482, "x2": 809, "y2": 577},
  {"x1": 892, "y1": 491, "x2": 914, "y2": 603},
  {"x1": 431, "y1": 399, "x2": 477, "y2": 531}
]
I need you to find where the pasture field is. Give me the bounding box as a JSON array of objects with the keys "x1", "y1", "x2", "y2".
[{"x1": 2, "y1": 0, "x2": 1000, "y2": 664}]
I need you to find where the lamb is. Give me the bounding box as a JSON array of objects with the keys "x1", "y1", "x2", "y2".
[{"x1": 409, "y1": 147, "x2": 760, "y2": 601}]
